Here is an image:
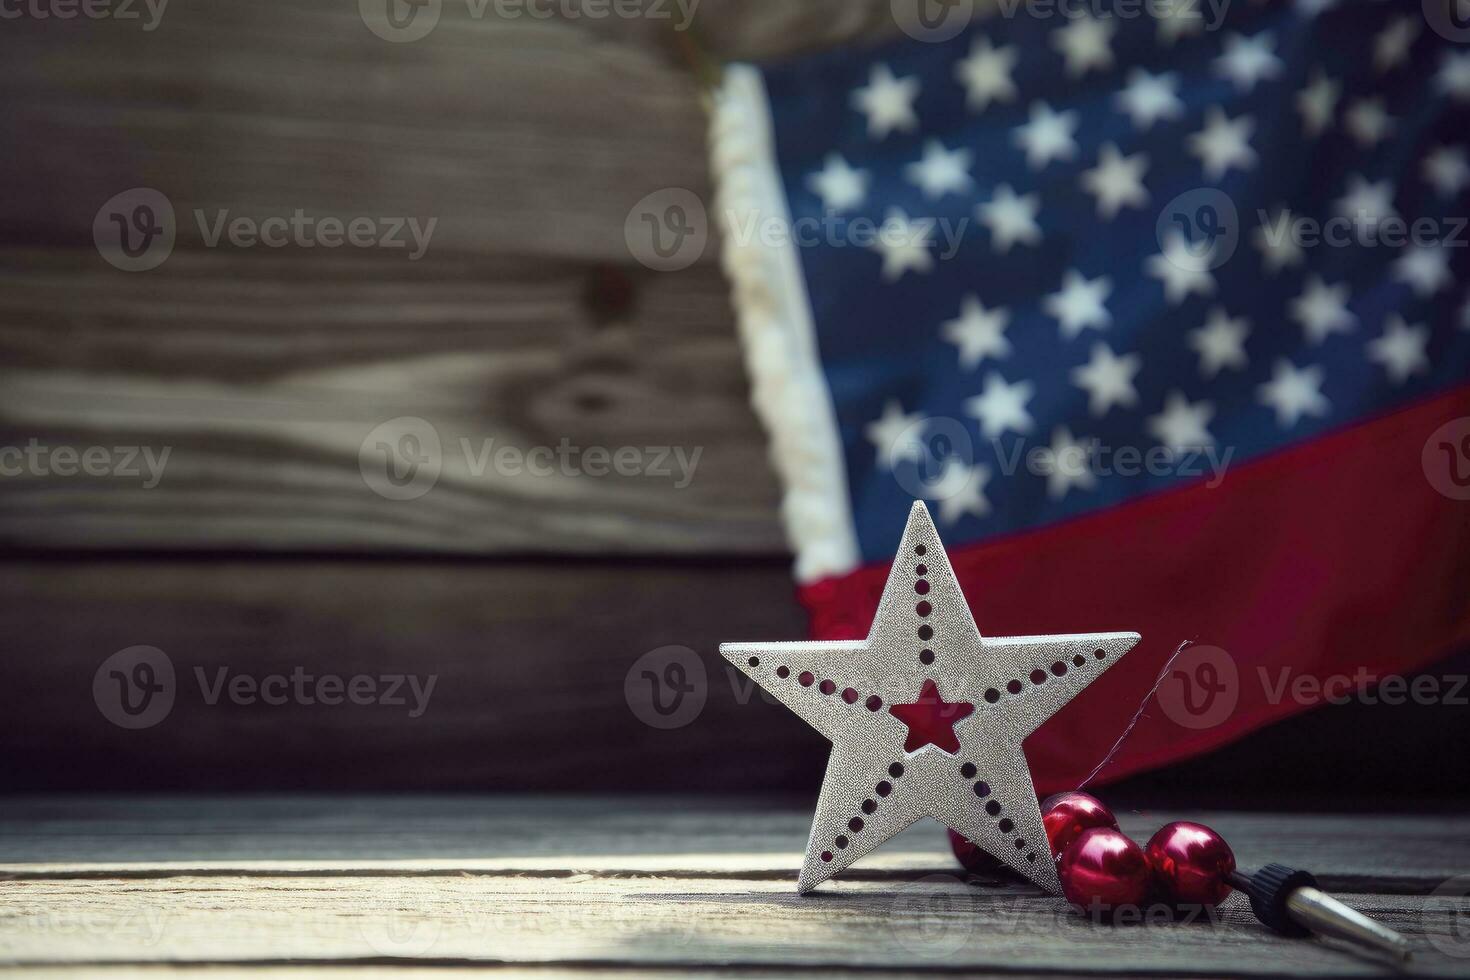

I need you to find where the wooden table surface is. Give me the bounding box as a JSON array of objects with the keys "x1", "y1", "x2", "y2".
[{"x1": 2, "y1": 797, "x2": 1468, "y2": 978}]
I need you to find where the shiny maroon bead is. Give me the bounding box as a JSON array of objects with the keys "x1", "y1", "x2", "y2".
[
  {"x1": 1041, "y1": 791, "x2": 1119, "y2": 857},
  {"x1": 1057, "y1": 828, "x2": 1153, "y2": 912},
  {"x1": 947, "y1": 828, "x2": 1008, "y2": 875},
  {"x1": 1146, "y1": 821, "x2": 1236, "y2": 908}
]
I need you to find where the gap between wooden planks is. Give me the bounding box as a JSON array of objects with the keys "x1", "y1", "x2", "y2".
[{"x1": 1, "y1": 798, "x2": 1468, "y2": 976}]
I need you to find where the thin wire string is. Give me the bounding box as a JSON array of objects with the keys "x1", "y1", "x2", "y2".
[{"x1": 1075, "y1": 640, "x2": 1196, "y2": 791}]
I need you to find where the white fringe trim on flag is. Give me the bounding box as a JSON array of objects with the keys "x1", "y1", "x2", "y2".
[{"x1": 709, "y1": 65, "x2": 862, "y2": 585}]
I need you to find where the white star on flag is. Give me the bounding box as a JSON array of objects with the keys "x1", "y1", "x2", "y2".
[
  {"x1": 1148, "y1": 392, "x2": 1216, "y2": 452},
  {"x1": 808, "y1": 155, "x2": 871, "y2": 214},
  {"x1": 1254, "y1": 207, "x2": 1305, "y2": 275},
  {"x1": 1259, "y1": 360, "x2": 1331, "y2": 427},
  {"x1": 930, "y1": 459, "x2": 994, "y2": 525},
  {"x1": 1115, "y1": 69, "x2": 1184, "y2": 131},
  {"x1": 966, "y1": 372, "x2": 1036, "y2": 439},
  {"x1": 1014, "y1": 102, "x2": 1080, "y2": 170},
  {"x1": 873, "y1": 209, "x2": 936, "y2": 281},
  {"x1": 866, "y1": 400, "x2": 926, "y2": 470},
  {"x1": 1045, "y1": 270, "x2": 1113, "y2": 339},
  {"x1": 853, "y1": 64, "x2": 921, "y2": 140},
  {"x1": 943, "y1": 296, "x2": 1012, "y2": 371},
  {"x1": 1423, "y1": 146, "x2": 1470, "y2": 198},
  {"x1": 1368, "y1": 316, "x2": 1431, "y2": 385},
  {"x1": 1334, "y1": 174, "x2": 1397, "y2": 225},
  {"x1": 1214, "y1": 31, "x2": 1283, "y2": 91},
  {"x1": 1436, "y1": 50, "x2": 1470, "y2": 101},
  {"x1": 1297, "y1": 70, "x2": 1340, "y2": 137},
  {"x1": 1036, "y1": 427, "x2": 1099, "y2": 500},
  {"x1": 1148, "y1": 234, "x2": 1218, "y2": 305},
  {"x1": 1189, "y1": 109, "x2": 1257, "y2": 181},
  {"x1": 1344, "y1": 97, "x2": 1395, "y2": 148},
  {"x1": 1052, "y1": 14, "x2": 1116, "y2": 77},
  {"x1": 1071, "y1": 343, "x2": 1141, "y2": 417},
  {"x1": 906, "y1": 141, "x2": 974, "y2": 200},
  {"x1": 1394, "y1": 244, "x2": 1452, "y2": 298},
  {"x1": 1291, "y1": 276, "x2": 1358, "y2": 345},
  {"x1": 956, "y1": 37, "x2": 1018, "y2": 112},
  {"x1": 1080, "y1": 144, "x2": 1151, "y2": 220},
  {"x1": 1190, "y1": 308, "x2": 1252, "y2": 378},
  {"x1": 978, "y1": 184, "x2": 1043, "y2": 254},
  {"x1": 1373, "y1": 16, "x2": 1420, "y2": 73}
]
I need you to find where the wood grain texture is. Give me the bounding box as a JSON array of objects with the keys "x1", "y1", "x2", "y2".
[
  {"x1": 0, "y1": 559, "x2": 814, "y2": 793},
  {"x1": 2, "y1": 0, "x2": 852, "y2": 556},
  {"x1": 2, "y1": 798, "x2": 1468, "y2": 886},
  {"x1": 0, "y1": 251, "x2": 785, "y2": 554},
  {"x1": 0, "y1": 799, "x2": 1466, "y2": 976}
]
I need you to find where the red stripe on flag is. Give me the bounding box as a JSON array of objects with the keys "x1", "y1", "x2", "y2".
[{"x1": 798, "y1": 385, "x2": 1470, "y2": 794}]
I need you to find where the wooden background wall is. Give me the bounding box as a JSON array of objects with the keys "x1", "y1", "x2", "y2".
[
  {"x1": 0, "y1": 0, "x2": 911, "y2": 793},
  {"x1": 2, "y1": 0, "x2": 1465, "y2": 801}
]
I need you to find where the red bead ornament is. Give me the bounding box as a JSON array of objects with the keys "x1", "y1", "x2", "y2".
[
  {"x1": 947, "y1": 828, "x2": 1008, "y2": 875},
  {"x1": 1041, "y1": 791, "x2": 1119, "y2": 857},
  {"x1": 1057, "y1": 827, "x2": 1153, "y2": 912},
  {"x1": 1146, "y1": 821, "x2": 1237, "y2": 908}
]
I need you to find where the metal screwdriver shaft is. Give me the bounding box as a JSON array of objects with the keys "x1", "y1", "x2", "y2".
[{"x1": 1227, "y1": 864, "x2": 1411, "y2": 962}]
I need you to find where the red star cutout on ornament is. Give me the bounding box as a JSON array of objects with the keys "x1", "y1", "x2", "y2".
[
  {"x1": 720, "y1": 502, "x2": 1141, "y2": 895},
  {"x1": 888, "y1": 679, "x2": 974, "y2": 754}
]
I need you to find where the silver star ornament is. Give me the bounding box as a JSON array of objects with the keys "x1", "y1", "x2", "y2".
[{"x1": 721, "y1": 501, "x2": 1140, "y2": 895}]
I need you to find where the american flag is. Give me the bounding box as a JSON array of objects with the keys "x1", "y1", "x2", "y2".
[{"x1": 712, "y1": 0, "x2": 1470, "y2": 790}]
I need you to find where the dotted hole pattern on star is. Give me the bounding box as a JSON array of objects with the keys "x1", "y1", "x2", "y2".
[{"x1": 746, "y1": 540, "x2": 1113, "y2": 869}]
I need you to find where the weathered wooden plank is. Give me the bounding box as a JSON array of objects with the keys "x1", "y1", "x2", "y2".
[
  {"x1": 0, "y1": 560, "x2": 814, "y2": 793},
  {"x1": 1, "y1": 871, "x2": 1465, "y2": 974},
  {"x1": 1, "y1": 0, "x2": 710, "y2": 263},
  {"x1": 0, "y1": 970, "x2": 1092, "y2": 980},
  {"x1": 2, "y1": 798, "x2": 1467, "y2": 888},
  {"x1": 5, "y1": 557, "x2": 1468, "y2": 796},
  {"x1": 0, "y1": 251, "x2": 784, "y2": 554}
]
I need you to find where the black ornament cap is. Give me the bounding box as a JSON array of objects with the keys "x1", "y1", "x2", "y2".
[{"x1": 1237, "y1": 863, "x2": 1318, "y2": 937}]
